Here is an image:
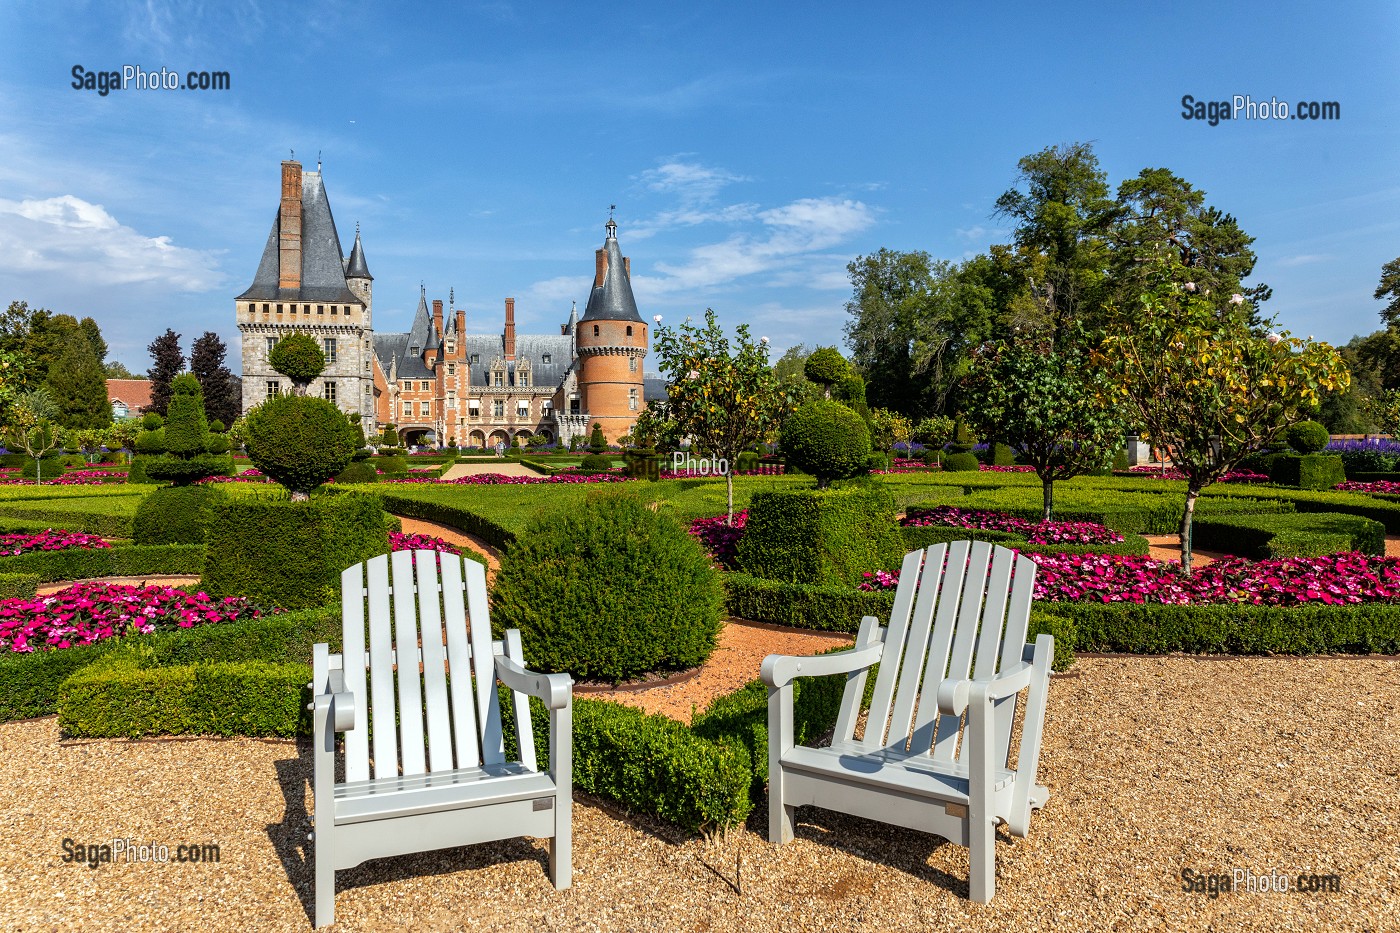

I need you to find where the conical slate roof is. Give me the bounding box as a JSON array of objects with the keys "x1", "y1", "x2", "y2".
[
  {"x1": 407, "y1": 288, "x2": 439, "y2": 352},
  {"x1": 346, "y1": 229, "x2": 372, "y2": 279},
  {"x1": 580, "y1": 220, "x2": 642, "y2": 324},
  {"x1": 237, "y1": 171, "x2": 358, "y2": 303}
]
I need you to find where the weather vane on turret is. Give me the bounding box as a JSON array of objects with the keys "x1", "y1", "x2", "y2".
[{"x1": 449, "y1": 287, "x2": 455, "y2": 311}]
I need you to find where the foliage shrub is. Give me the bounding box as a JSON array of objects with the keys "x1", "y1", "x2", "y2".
[
  {"x1": 203, "y1": 493, "x2": 387, "y2": 609},
  {"x1": 866, "y1": 453, "x2": 890, "y2": 472},
  {"x1": 723, "y1": 572, "x2": 896, "y2": 632},
  {"x1": 132, "y1": 485, "x2": 227, "y2": 545},
  {"x1": 126, "y1": 458, "x2": 153, "y2": 485},
  {"x1": 1268, "y1": 453, "x2": 1346, "y2": 490},
  {"x1": 0, "y1": 573, "x2": 39, "y2": 599},
  {"x1": 735, "y1": 451, "x2": 760, "y2": 473},
  {"x1": 803, "y1": 347, "x2": 850, "y2": 387},
  {"x1": 1192, "y1": 511, "x2": 1384, "y2": 559},
  {"x1": 19, "y1": 455, "x2": 63, "y2": 480},
  {"x1": 141, "y1": 413, "x2": 164, "y2": 431},
  {"x1": 578, "y1": 453, "x2": 613, "y2": 473},
  {"x1": 942, "y1": 451, "x2": 981, "y2": 472},
  {"x1": 0, "y1": 544, "x2": 203, "y2": 583},
  {"x1": 244, "y1": 394, "x2": 358, "y2": 495},
  {"x1": 334, "y1": 460, "x2": 379, "y2": 484},
  {"x1": 375, "y1": 454, "x2": 407, "y2": 474},
  {"x1": 1285, "y1": 420, "x2": 1330, "y2": 454},
  {"x1": 779, "y1": 400, "x2": 871, "y2": 488},
  {"x1": 268, "y1": 333, "x2": 326, "y2": 386},
  {"x1": 491, "y1": 493, "x2": 724, "y2": 683},
  {"x1": 833, "y1": 375, "x2": 866, "y2": 407},
  {"x1": 205, "y1": 433, "x2": 231, "y2": 455},
  {"x1": 588, "y1": 423, "x2": 607, "y2": 453},
  {"x1": 1026, "y1": 611, "x2": 1076, "y2": 672},
  {"x1": 735, "y1": 483, "x2": 906, "y2": 586}
]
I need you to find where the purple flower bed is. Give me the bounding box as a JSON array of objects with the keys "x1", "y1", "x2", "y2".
[
  {"x1": 1335, "y1": 481, "x2": 1400, "y2": 495},
  {"x1": 688, "y1": 510, "x2": 747, "y2": 569},
  {"x1": 860, "y1": 551, "x2": 1400, "y2": 607},
  {"x1": 901, "y1": 506, "x2": 1124, "y2": 546},
  {"x1": 0, "y1": 530, "x2": 110, "y2": 556},
  {"x1": 1325, "y1": 437, "x2": 1400, "y2": 456},
  {"x1": 0, "y1": 583, "x2": 270, "y2": 653},
  {"x1": 388, "y1": 531, "x2": 460, "y2": 555}
]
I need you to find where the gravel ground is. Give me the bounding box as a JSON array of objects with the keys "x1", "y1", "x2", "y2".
[{"x1": 2, "y1": 655, "x2": 1396, "y2": 931}]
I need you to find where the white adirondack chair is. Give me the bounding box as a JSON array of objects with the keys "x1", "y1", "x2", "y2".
[
  {"x1": 310, "y1": 549, "x2": 572, "y2": 927},
  {"x1": 761, "y1": 541, "x2": 1054, "y2": 902}
]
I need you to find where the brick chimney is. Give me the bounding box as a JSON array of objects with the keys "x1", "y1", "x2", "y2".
[
  {"x1": 594, "y1": 248, "x2": 607, "y2": 287},
  {"x1": 455, "y1": 308, "x2": 466, "y2": 343},
  {"x1": 504, "y1": 298, "x2": 516, "y2": 361},
  {"x1": 278, "y1": 161, "x2": 303, "y2": 290},
  {"x1": 432, "y1": 299, "x2": 444, "y2": 341}
]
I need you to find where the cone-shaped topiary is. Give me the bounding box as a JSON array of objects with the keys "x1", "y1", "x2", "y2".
[
  {"x1": 492, "y1": 492, "x2": 724, "y2": 683},
  {"x1": 268, "y1": 333, "x2": 326, "y2": 393},
  {"x1": 145, "y1": 373, "x2": 224, "y2": 485},
  {"x1": 779, "y1": 399, "x2": 871, "y2": 489},
  {"x1": 588, "y1": 422, "x2": 607, "y2": 453},
  {"x1": 244, "y1": 394, "x2": 358, "y2": 499}
]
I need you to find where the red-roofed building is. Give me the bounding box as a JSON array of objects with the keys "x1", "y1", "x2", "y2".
[{"x1": 107, "y1": 379, "x2": 152, "y2": 420}]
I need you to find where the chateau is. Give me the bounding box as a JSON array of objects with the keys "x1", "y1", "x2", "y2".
[{"x1": 236, "y1": 160, "x2": 649, "y2": 446}]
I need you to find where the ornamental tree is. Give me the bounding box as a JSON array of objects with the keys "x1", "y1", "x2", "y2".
[
  {"x1": 868, "y1": 408, "x2": 914, "y2": 457},
  {"x1": 961, "y1": 336, "x2": 1125, "y2": 521},
  {"x1": 652, "y1": 309, "x2": 793, "y2": 522},
  {"x1": 268, "y1": 333, "x2": 326, "y2": 395},
  {"x1": 1363, "y1": 389, "x2": 1400, "y2": 439},
  {"x1": 803, "y1": 346, "x2": 851, "y2": 397},
  {"x1": 145, "y1": 373, "x2": 224, "y2": 485},
  {"x1": 244, "y1": 394, "x2": 358, "y2": 499},
  {"x1": 1095, "y1": 268, "x2": 1350, "y2": 575}
]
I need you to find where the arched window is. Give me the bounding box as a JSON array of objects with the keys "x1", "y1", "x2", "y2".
[
  {"x1": 626, "y1": 325, "x2": 633, "y2": 337},
  {"x1": 593, "y1": 325, "x2": 600, "y2": 336}
]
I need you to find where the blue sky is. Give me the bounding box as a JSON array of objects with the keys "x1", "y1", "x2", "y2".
[{"x1": 0, "y1": 1, "x2": 1397, "y2": 374}]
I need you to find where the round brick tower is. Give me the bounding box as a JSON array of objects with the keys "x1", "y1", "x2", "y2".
[{"x1": 575, "y1": 218, "x2": 647, "y2": 444}]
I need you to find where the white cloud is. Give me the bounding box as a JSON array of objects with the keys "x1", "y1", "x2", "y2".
[
  {"x1": 1276, "y1": 254, "x2": 1328, "y2": 268},
  {"x1": 522, "y1": 274, "x2": 591, "y2": 309},
  {"x1": 0, "y1": 195, "x2": 224, "y2": 291},
  {"x1": 640, "y1": 161, "x2": 749, "y2": 201}
]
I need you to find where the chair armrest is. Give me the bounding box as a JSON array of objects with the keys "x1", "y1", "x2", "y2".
[
  {"x1": 761, "y1": 640, "x2": 884, "y2": 690},
  {"x1": 495, "y1": 653, "x2": 572, "y2": 710},
  {"x1": 936, "y1": 660, "x2": 1034, "y2": 716},
  {"x1": 313, "y1": 643, "x2": 356, "y2": 732}
]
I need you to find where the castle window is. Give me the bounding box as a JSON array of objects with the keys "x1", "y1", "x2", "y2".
[
  {"x1": 265, "y1": 380, "x2": 280, "y2": 400},
  {"x1": 331, "y1": 306, "x2": 339, "y2": 315},
  {"x1": 629, "y1": 388, "x2": 639, "y2": 411},
  {"x1": 629, "y1": 356, "x2": 637, "y2": 373},
  {"x1": 517, "y1": 400, "x2": 530, "y2": 418},
  {"x1": 402, "y1": 401, "x2": 412, "y2": 417},
  {"x1": 469, "y1": 399, "x2": 480, "y2": 417},
  {"x1": 518, "y1": 370, "x2": 529, "y2": 388},
  {"x1": 492, "y1": 399, "x2": 504, "y2": 418},
  {"x1": 542, "y1": 354, "x2": 551, "y2": 364},
  {"x1": 323, "y1": 381, "x2": 337, "y2": 404},
  {"x1": 420, "y1": 401, "x2": 430, "y2": 417},
  {"x1": 569, "y1": 395, "x2": 580, "y2": 415},
  {"x1": 447, "y1": 363, "x2": 455, "y2": 376},
  {"x1": 276, "y1": 304, "x2": 284, "y2": 313},
  {"x1": 365, "y1": 361, "x2": 369, "y2": 372},
  {"x1": 317, "y1": 305, "x2": 325, "y2": 315},
  {"x1": 493, "y1": 371, "x2": 503, "y2": 388},
  {"x1": 262, "y1": 303, "x2": 270, "y2": 314},
  {"x1": 626, "y1": 326, "x2": 633, "y2": 336},
  {"x1": 266, "y1": 337, "x2": 276, "y2": 354},
  {"x1": 323, "y1": 338, "x2": 337, "y2": 363},
  {"x1": 447, "y1": 391, "x2": 456, "y2": 408},
  {"x1": 542, "y1": 400, "x2": 553, "y2": 416},
  {"x1": 421, "y1": 380, "x2": 431, "y2": 392},
  {"x1": 304, "y1": 304, "x2": 311, "y2": 314},
  {"x1": 446, "y1": 339, "x2": 455, "y2": 354},
  {"x1": 471, "y1": 354, "x2": 480, "y2": 364},
  {"x1": 593, "y1": 325, "x2": 599, "y2": 336}
]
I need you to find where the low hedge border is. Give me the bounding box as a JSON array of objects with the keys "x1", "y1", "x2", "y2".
[
  {"x1": 0, "y1": 572, "x2": 40, "y2": 599},
  {"x1": 0, "y1": 504, "x2": 138, "y2": 538},
  {"x1": 1192, "y1": 512, "x2": 1385, "y2": 559},
  {"x1": 900, "y1": 524, "x2": 1150, "y2": 557},
  {"x1": 0, "y1": 606, "x2": 339, "y2": 723},
  {"x1": 1202, "y1": 486, "x2": 1400, "y2": 533},
  {"x1": 0, "y1": 544, "x2": 205, "y2": 583},
  {"x1": 374, "y1": 491, "x2": 516, "y2": 549},
  {"x1": 724, "y1": 572, "x2": 895, "y2": 632}
]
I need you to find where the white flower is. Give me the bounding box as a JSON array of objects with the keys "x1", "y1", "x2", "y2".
[
  {"x1": 687, "y1": 369, "x2": 700, "y2": 379},
  {"x1": 1266, "y1": 333, "x2": 1282, "y2": 344},
  {"x1": 1229, "y1": 294, "x2": 1244, "y2": 305},
  {"x1": 653, "y1": 315, "x2": 662, "y2": 324},
  {"x1": 1184, "y1": 281, "x2": 1197, "y2": 293},
  {"x1": 760, "y1": 336, "x2": 769, "y2": 345}
]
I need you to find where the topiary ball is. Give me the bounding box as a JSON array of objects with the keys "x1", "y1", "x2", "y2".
[
  {"x1": 1285, "y1": 420, "x2": 1330, "y2": 454},
  {"x1": 268, "y1": 333, "x2": 326, "y2": 387},
  {"x1": 492, "y1": 493, "x2": 724, "y2": 683},
  {"x1": 942, "y1": 451, "x2": 980, "y2": 472},
  {"x1": 141, "y1": 413, "x2": 164, "y2": 431},
  {"x1": 779, "y1": 399, "x2": 871, "y2": 488},
  {"x1": 134, "y1": 428, "x2": 165, "y2": 455},
  {"x1": 132, "y1": 484, "x2": 227, "y2": 545},
  {"x1": 334, "y1": 460, "x2": 379, "y2": 484},
  {"x1": 244, "y1": 394, "x2": 357, "y2": 496},
  {"x1": 579, "y1": 453, "x2": 613, "y2": 473},
  {"x1": 803, "y1": 347, "x2": 850, "y2": 387}
]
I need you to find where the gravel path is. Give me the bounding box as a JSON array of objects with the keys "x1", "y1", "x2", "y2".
[
  {"x1": 3, "y1": 655, "x2": 1395, "y2": 931},
  {"x1": 439, "y1": 462, "x2": 543, "y2": 480}
]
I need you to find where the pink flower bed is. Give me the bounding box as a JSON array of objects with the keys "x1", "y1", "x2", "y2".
[
  {"x1": 198, "y1": 469, "x2": 266, "y2": 484},
  {"x1": 0, "y1": 583, "x2": 269, "y2": 653},
  {"x1": 0, "y1": 530, "x2": 109, "y2": 556},
  {"x1": 1125, "y1": 466, "x2": 1269, "y2": 483},
  {"x1": 901, "y1": 506, "x2": 1124, "y2": 546},
  {"x1": 1335, "y1": 481, "x2": 1400, "y2": 495},
  {"x1": 860, "y1": 551, "x2": 1400, "y2": 607},
  {"x1": 689, "y1": 510, "x2": 747, "y2": 568},
  {"x1": 980, "y1": 464, "x2": 1036, "y2": 473},
  {"x1": 383, "y1": 470, "x2": 631, "y2": 485},
  {"x1": 50, "y1": 469, "x2": 128, "y2": 485},
  {"x1": 388, "y1": 531, "x2": 460, "y2": 555}
]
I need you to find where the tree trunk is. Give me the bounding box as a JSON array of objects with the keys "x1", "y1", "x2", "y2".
[
  {"x1": 1178, "y1": 487, "x2": 1199, "y2": 577},
  {"x1": 725, "y1": 472, "x2": 735, "y2": 526},
  {"x1": 1041, "y1": 479, "x2": 1054, "y2": 522}
]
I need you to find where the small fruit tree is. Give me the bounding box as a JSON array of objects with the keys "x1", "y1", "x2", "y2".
[
  {"x1": 652, "y1": 309, "x2": 792, "y2": 522},
  {"x1": 1096, "y1": 269, "x2": 1349, "y2": 574},
  {"x1": 962, "y1": 336, "x2": 1125, "y2": 520}
]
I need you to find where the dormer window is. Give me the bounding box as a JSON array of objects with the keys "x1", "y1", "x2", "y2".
[
  {"x1": 446, "y1": 339, "x2": 455, "y2": 354},
  {"x1": 542, "y1": 353, "x2": 552, "y2": 364},
  {"x1": 470, "y1": 354, "x2": 480, "y2": 364},
  {"x1": 411, "y1": 345, "x2": 420, "y2": 357}
]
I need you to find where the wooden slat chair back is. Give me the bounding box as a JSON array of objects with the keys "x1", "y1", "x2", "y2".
[
  {"x1": 310, "y1": 550, "x2": 572, "y2": 927},
  {"x1": 762, "y1": 541, "x2": 1054, "y2": 902}
]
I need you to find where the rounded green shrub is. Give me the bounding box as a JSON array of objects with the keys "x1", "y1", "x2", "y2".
[
  {"x1": 942, "y1": 451, "x2": 980, "y2": 472},
  {"x1": 588, "y1": 423, "x2": 607, "y2": 453},
  {"x1": 833, "y1": 374, "x2": 866, "y2": 406},
  {"x1": 268, "y1": 333, "x2": 326, "y2": 387},
  {"x1": 205, "y1": 433, "x2": 231, "y2": 455},
  {"x1": 132, "y1": 484, "x2": 227, "y2": 545},
  {"x1": 126, "y1": 458, "x2": 153, "y2": 484},
  {"x1": 375, "y1": 455, "x2": 407, "y2": 474},
  {"x1": 1285, "y1": 420, "x2": 1330, "y2": 454},
  {"x1": 134, "y1": 428, "x2": 165, "y2": 455},
  {"x1": 209, "y1": 419, "x2": 226, "y2": 434},
  {"x1": 20, "y1": 455, "x2": 63, "y2": 480},
  {"x1": 244, "y1": 394, "x2": 358, "y2": 496},
  {"x1": 141, "y1": 413, "x2": 163, "y2": 430},
  {"x1": 579, "y1": 453, "x2": 613, "y2": 473},
  {"x1": 492, "y1": 493, "x2": 724, "y2": 683},
  {"x1": 335, "y1": 460, "x2": 379, "y2": 484},
  {"x1": 779, "y1": 400, "x2": 871, "y2": 488},
  {"x1": 804, "y1": 347, "x2": 850, "y2": 387}
]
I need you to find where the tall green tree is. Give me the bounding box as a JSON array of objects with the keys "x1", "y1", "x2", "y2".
[
  {"x1": 652, "y1": 309, "x2": 793, "y2": 523},
  {"x1": 962, "y1": 336, "x2": 1125, "y2": 520},
  {"x1": 993, "y1": 141, "x2": 1117, "y2": 339},
  {"x1": 1096, "y1": 263, "x2": 1350, "y2": 575},
  {"x1": 190, "y1": 331, "x2": 242, "y2": 426},
  {"x1": 145, "y1": 328, "x2": 185, "y2": 415},
  {"x1": 45, "y1": 331, "x2": 113, "y2": 430},
  {"x1": 104, "y1": 360, "x2": 139, "y2": 379},
  {"x1": 1376, "y1": 257, "x2": 1400, "y2": 328}
]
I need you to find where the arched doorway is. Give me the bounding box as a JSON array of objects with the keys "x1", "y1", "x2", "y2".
[{"x1": 469, "y1": 430, "x2": 486, "y2": 449}]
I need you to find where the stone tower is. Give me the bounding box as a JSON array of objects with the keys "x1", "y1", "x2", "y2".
[{"x1": 573, "y1": 218, "x2": 647, "y2": 444}]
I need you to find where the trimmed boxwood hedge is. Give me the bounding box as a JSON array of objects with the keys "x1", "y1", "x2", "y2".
[
  {"x1": 1192, "y1": 511, "x2": 1385, "y2": 559},
  {"x1": 735, "y1": 483, "x2": 906, "y2": 586},
  {"x1": 0, "y1": 500, "x2": 143, "y2": 538},
  {"x1": 899, "y1": 524, "x2": 1150, "y2": 557},
  {"x1": 0, "y1": 572, "x2": 39, "y2": 599},
  {"x1": 0, "y1": 606, "x2": 339, "y2": 723},
  {"x1": 1269, "y1": 453, "x2": 1346, "y2": 490},
  {"x1": 724, "y1": 572, "x2": 896, "y2": 632},
  {"x1": 0, "y1": 544, "x2": 205, "y2": 582}
]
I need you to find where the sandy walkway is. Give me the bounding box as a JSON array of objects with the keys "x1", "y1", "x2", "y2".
[
  {"x1": 2, "y1": 655, "x2": 1395, "y2": 931},
  {"x1": 439, "y1": 461, "x2": 544, "y2": 480}
]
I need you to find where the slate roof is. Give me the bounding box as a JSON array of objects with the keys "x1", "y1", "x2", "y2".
[
  {"x1": 460, "y1": 334, "x2": 575, "y2": 389},
  {"x1": 580, "y1": 221, "x2": 642, "y2": 324},
  {"x1": 237, "y1": 171, "x2": 360, "y2": 304},
  {"x1": 406, "y1": 290, "x2": 439, "y2": 354},
  {"x1": 372, "y1": 333, "x2": 434, "y2": 381},
  {"x1": 643, "y1": 375, "x2": 667, "y2": 404},
  {"x1": 345, "y1": 230, "x2": 372, "y2": 279}
]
